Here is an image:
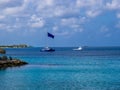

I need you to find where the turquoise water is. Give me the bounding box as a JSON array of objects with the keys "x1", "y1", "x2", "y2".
[{"x1": 0, "y1": 47, "x2": 120, "y2": 90}]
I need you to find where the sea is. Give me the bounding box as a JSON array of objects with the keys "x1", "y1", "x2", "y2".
[{"x1": 0, "y1": 47, "x2": 120, "y2": 90}]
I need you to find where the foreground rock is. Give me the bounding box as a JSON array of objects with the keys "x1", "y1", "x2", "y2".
[{"x1": 0, "y1": 59, "x2": 28, "y2": 69}]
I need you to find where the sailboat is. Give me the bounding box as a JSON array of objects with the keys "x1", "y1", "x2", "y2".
[{"x1": 41, "y1": 32, "x2": 55, "y2": 52}]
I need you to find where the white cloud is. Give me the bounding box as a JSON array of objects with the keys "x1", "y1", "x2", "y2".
[
  {"x1": 0, "y1": 24, "x2": 15, "y2": 32},
  {"x1": 0, "y1": 15, "x2": 5, "y2": 19},
  {"x1": 76, "y1": 0, "x2": 103, "y2": 18},
  {"x1": 61, "y1": 18, "x2": 78, "y2": 26},
  {"x1": 3, "y1": 7, "x2": 22, "y2": 15},
  {"x1": 2, "y1": 0, "x2": 29, "y2": 15},
  {"x1": 86, "y1": 10, "x2": 101, "y2": 18},
  {"x1": 37, "y1": 0, "x2": 54, "y2": 9},
  {"x1": 0, "y1": 23, "x2": 6, "y2": 29},
  {"x1": 35, "y1": 0, "x2": 106, "y2": 19},
  {"x1": 117, "y1": 13, "x2": 120, "y2": 18},
  {"x1": 31, "y1": 21, "x2": 44, "y2": 28},
  {"x1": 61, "y1": 17, "x2": 86, "y2": 29},
  {"x1": 76, "y1": 0, "x2": 103, "y2": 8},
  {"x1": 37, "y1": 0, "x2": 78, "y2": 18},
  {"x1": 29, "y1": 15, "x2": 45, "y2": 28},
  {"x1": 44, "y1": 0, "x2": 54, "y2": 6},
  {"x1": 106, "y1": 0, "x2": 120, "y2": 10},
  {"x1": 53, "y1": 26, "x2": 58, "y2": 31},
  {"x1": 57, "y1": 17, "x2": 85, "y2": 35},
  {"x1": 53, "y1": 6, "x2": 66, "y2": 17},
  {"x1": 0, "y1": 0, "x2": 120, "y2": 35},
  {"x1": 0, "y1": 0, "x2": 11, "y2": 4}
]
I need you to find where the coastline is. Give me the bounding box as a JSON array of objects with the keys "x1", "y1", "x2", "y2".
[{"x1": 0, "y1": 44, "x2": 31, "y2": 48}]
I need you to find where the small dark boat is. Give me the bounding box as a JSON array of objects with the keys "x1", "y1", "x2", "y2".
[{"x1": 41, "y1": 47, "x2": 55, "y2": 52}]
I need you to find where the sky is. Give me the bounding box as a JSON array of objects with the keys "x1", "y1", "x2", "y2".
[{"x1": 0, "y1": 0, "x2": 120, "y2": 47}]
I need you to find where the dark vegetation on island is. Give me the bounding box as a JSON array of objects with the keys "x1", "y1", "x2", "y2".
[
  {"x1": 0, "y1": 48, "x2": 28, "y2": 69},
  {"x1": 0, "y1": 44, "x2": 31, "y2": 48}
]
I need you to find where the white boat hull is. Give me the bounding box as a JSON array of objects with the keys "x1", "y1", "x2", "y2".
[{"x1": 73, "y1": 47, "x2": 82, "y2": 51}]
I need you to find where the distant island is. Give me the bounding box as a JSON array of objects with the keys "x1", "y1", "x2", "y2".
[{"x1": 0, "y1": 44, "x2": 31, "y2": 48}]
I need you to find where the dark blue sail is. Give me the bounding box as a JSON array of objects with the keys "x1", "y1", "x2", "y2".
[{"x1": 47, "y1": 32, "x2": 54, "y2": 39}]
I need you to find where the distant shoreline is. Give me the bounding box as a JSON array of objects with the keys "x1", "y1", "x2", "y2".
[{"x1": 0, "y1": 44, "x2": 31, "y2": 48}]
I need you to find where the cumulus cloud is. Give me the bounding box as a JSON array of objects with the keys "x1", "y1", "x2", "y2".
[
  {"x1": 0, "y1": 23, "x2": 6, "y2": 29},
  {"x1": 117, "y1": 13, "x2": 120, "y2": 18},
  {"x1": 106, "y1": 0, "x2": 120, "y2": 10},
  {"x1": 0, "y1": 15, "x2": 5, "y2": 19},
  {"x1": 28, "y1": 15, "x2": 45, "y2": 28},
  {"x1": 0, "y1": 0, "x2": 11, "y2": 5},
  {"x1": 76, "y1": 0, "x2": 103, "y2": 8},
  {"x1": 37, "y1": 0, "x2": 104, "y2": 18},
  {"x1": 86, "y1": 10, "x2": 102, "y2": 17},
  {"x1": 2, "y1": 0, "x2": 28, "y2": 15},
  {"x1": 37, "y1": 0, "x2": 54, "y2": 9},
  {"x1": 60, "y1": 17, "x2": 86, "y2": 32},
  {"x1": 52, "y1": 26, "x2": 69, "y2": 36},
  {"x1": 53, "y1": 26, "x2": 58, "y2": 31},
  {"x1": 0, "y1": 0, "x2": 120, "y2": 35},
  {"x1": 61, "y1": 18, "x2": 78, "y2": 26}
]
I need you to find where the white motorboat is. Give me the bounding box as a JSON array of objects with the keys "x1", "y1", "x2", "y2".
[{"x1": 73, "y1": 47, "x2": 82, "y2": 51}]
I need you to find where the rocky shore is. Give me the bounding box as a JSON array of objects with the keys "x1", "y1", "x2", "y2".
[
  {"x1": 0, "y1": 48, "x2": 28, "y2": 69},
  {"x1": 0, "y1": 59, "x2": 28, "y2": 69},
  {"x1": 0, "y1": 55, "x2": 28, "y2": 69},
  {"x1": 0, "y1": 58, "x2": 28, "y2": 69}
]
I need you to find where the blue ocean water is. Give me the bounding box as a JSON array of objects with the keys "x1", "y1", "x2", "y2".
[{"x1": 0, "y1": 47, "x2": 120, "y2": 90}]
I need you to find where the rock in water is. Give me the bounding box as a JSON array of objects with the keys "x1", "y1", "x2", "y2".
[
  {"x1": 0, "y1": 50, "x2": 28, "y2": 69},
  {"x1": 0, "y1": 48, "x2": 6, "y2": 54},
  {"x1": 0, "y1": 59, "x2": 28, "y2": 69}
]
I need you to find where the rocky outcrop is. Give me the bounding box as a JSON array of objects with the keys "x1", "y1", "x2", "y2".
[
  {"x1": 0, "y1": 48, "x2": 6, "y2": 54},
  {"x1": 0, "y1": 49, "x2": 28, "y2": 69},
  {"x1": 0, "y1": 59, "x2": 28, "y2": 69}
]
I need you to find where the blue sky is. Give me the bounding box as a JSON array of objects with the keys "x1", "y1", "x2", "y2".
[{"x1": 0, "y1": 0, "x2": 120, "y2": 47}]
